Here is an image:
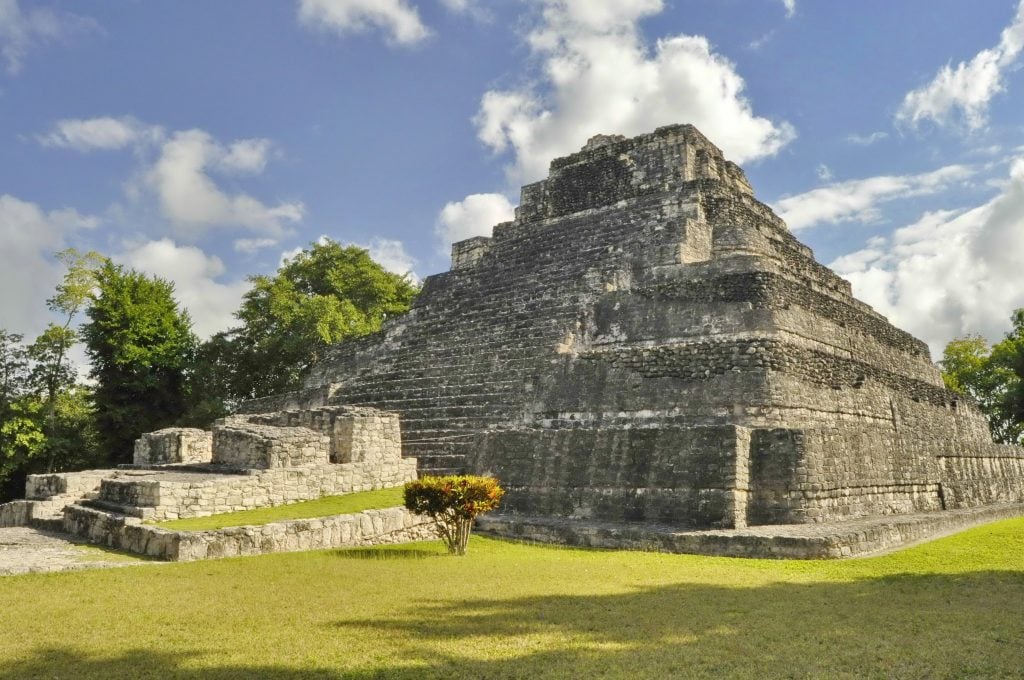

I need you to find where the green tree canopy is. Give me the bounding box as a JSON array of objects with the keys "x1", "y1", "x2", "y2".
[
  {"x1": 83, "y1": 262, "x2": 196, "y2": 462},
  {"x1": 224, "y1": 239, "x2": 418, "y2": 400},
  {"x1": 941, "y1": 310, "x2": 1024, "y2": 445}
]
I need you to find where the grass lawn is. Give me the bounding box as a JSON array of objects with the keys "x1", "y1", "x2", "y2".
[
  {"x1": 151, "y1": 487, "x2": 406, "y2": 531},
  {"x1": 0, "y1": 518, "x2": 1022, "y2": 679}
]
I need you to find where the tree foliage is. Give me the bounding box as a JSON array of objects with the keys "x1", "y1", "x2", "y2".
[
  {"x1": 82, "y1": 262, "x2": 196, "y2": 463},
  {"x1": 403, "y1": 476, "x2": 504, "y2": 555},
  {"x1": 223, "y1": 239, "x2": 418, "y2": 400},
  {"x1": 941, "y1": 309, "x2": 1024, "y2": 445}
]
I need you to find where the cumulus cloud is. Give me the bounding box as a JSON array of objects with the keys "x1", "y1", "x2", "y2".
[
  {"x1": 39, "y1": 117, "x2": 301, "y2": 240},
  {"x1": 146, "y1": 130, "x2": 303, "y2": 238},
  {"x1": 297, "y1": 0, "x2": 429, "y2": 46},
  {"x1": 780, "y1": 0, "x2": 796, "y2": 18},
  {"x1": 832, "y1": 156, "x2": 1024, "y2": 354},
  {"x1": 364, "y1": 237, "x2": 417, "y2": 280},
  {"x1": 0, "y1": 0, "x2": 96, "y2": 74},
  {"x1": 774, "y1": 164, "x2": 973, "y2": 231},
  {"x1": 0, "y1": 194, "x2": 97, "y2": 336},
  {"x1": 475, "y1": 0, "x2": 794, "y2": 184},
  {"x1": 435, "y1": 192, "x2": 515, "y2": 253},
  {"x1": 38, "y1": 116, "x2": 161, "y2": 151},
  {"x1": 896, "y1": 0, "x2": 1024, "y2": 130},
  {"x1": 117, "y1": 239, "x2": 250, "y2": 339}
]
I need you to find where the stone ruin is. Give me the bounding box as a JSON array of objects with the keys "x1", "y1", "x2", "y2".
[
  {"x1": 0, "y1": 406, "x2": 427, "y2": 559},
  {"x1": 2, "y1": 123, "x2": 1022, "y2": 560},
  {"x1": 238, "y1": 123, "x2": 1024, "y2": 556}
]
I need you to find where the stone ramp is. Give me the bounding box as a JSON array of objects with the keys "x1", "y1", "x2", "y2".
[{"x1": 476, "y1": 503, "x2": 1024, "y2": 559}]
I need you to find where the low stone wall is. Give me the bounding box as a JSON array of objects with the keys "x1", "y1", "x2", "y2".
[
  {"x1": 94, "y1": 458, "x2": 418, "y2": 521},
  {"x1": 134, "y1": 429, "x2": 212, "y2": 465},
  {"x1": 63, "y1": 504, "x2": 439, "y2": 561},
  {"x1": 25, "y1": 470, "x2": 117, "y2": 500}
]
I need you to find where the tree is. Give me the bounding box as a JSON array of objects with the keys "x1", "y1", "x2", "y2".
[
  {"x1": 941, "y1": 310, "x2": 1024, "y2": 445},
  {"x1": 82, "y1": 262, "x2": 196, "y2": 463},
  {"x1": 0, "y1": 330, "x2": 40, "y2": 496},
  {"x1": 403, "y1": 476, "x2": 504, "y2": 555},
  {"x1": 29, "y1": 249, "x2": 105, "y2": 471},
  {"x1": 224, "y1": 239, "x2": 418, "y2": 399}
]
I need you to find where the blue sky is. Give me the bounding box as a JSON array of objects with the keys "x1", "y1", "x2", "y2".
[{"x1": 2, "y1": 0, "x2": 1024, "y2": 358}]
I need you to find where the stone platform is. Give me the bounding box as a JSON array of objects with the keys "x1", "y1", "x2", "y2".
[{"x1": 476, "y1": 503, "x2": 1024, "y2": 559}]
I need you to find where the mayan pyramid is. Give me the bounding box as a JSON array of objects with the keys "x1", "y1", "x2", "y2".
[{"x1": 244, "y1": 124, "x2": 1024, "y2": 532}]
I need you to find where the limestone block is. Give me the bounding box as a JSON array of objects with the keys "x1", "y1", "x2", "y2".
[{"x1": 134, "y1": 428, "x2": 213, "y2": 465}]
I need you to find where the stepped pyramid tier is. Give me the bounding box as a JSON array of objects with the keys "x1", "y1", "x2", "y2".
[{"x1": 240, "y1": 124, "x2": 1024, "y2": 532}]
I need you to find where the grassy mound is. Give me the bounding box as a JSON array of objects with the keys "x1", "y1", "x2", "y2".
[
  {"x1": 152, "y1": 486, "x2": 405, "y2": 531},
  {"x1": 0, "y1": 517, "x2": 1021, "y2": 678}
]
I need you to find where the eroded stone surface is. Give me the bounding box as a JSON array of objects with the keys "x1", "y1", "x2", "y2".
[{"x1": 0, "y1": 528, "x2": 152, "y2": 576}]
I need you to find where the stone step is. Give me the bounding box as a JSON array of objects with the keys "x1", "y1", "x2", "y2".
[{"x1": 79, "y1": 498, "x2": 155, "y2": 520}]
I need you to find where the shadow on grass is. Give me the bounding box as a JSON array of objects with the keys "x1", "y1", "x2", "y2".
[
  {"x1": 0, "y1": 648, "x2": 342, "y2": 680},
  {"x1": 3, "y1": 571, "x2": 1022, "y2": 679},
  {"x1": 326, "y1": 570, "x2": 1024, "y2": 679}
]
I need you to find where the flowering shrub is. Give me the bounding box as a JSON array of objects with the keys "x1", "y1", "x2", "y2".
[{"x1": 403, "y1": 475, "x2": 504, "y2": 555}]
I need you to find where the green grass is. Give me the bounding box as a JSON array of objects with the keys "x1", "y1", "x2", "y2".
[
  {"x1": 1, "y1": 518, "x2": 1023, "y2": 679},
  {"x1": 151, "y1": 487, "x2": 406, "y2": 531}
]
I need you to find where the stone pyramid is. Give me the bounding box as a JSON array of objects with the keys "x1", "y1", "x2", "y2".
[{"x1": 244, "y1": 124, "x2": 1024, "y2": 534}]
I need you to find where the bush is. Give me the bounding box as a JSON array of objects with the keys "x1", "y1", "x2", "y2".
[{"x1": 403, "y1": 475, "x2": 504, "y2": 555}]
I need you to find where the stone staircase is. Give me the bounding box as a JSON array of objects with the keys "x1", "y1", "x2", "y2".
[{"x1": 0, "y1": 470, "x2": 118, "y2": 530}]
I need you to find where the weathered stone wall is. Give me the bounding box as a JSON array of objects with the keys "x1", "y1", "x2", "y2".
[
  {"x1": 212, "y1": 418, "x2": 330, "y2": 468},
  {"x1": 63, "y1": 504, "x2": 439, "y2": 561},
  {"x1": 93, "y1": 457, "x2": 417, "y2": 522},
  {"x1": 134, "y1": 428, "x2": 213, "y2": 465},
  {"x1": 0, "y1": 501, "x2": 30, "y2": 528},
  {"x1": 939, "y1": 450, "x2": 1024, "y2": 507},
  {"x1": 25, "y1": 470, "x2": 113, "y2": 500},
  {"x1": 472, "y1": 426, "x2": 745, "y2": 528},
  {"x1": 249, "y1": 406, "x2": 402, "y2": 465}
]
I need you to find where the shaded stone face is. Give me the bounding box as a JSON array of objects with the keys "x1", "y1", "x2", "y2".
[{"x1": 249, "y1": 123, "x2": 1024, "y2": 530}]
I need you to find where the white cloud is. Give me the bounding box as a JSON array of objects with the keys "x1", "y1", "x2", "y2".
[
  {"x1": 846, "y1": 131, "x2": 888, "y2": 146},
  {"x1": 38, "y1": 116, "x2": 162, "y2": 151},
  {"x1": 774, "y1": 164, "x2": 973, "y2": 231},
  {"x1": 234, "y1": 237, "x2": 279, "y2": 254},
  {"x1": 0, "y1": 0, "x2": 96, "y2": 74},
  {"x1": 364, "y1": 237, "x2": 417, "y2": 280},
  {"x1": 475, "y1": 0, "x2": 795, "y2": 185},
  {"x1": 117, "y1": 239, "x2": 250, "y2": 339},
  {"x1": 146, "y1": 129, "x2": 303, "y2": 238},
  {"x1": 435, "y1": 192, "x2": 515, "y2": 252},
  {"x1": 896, "y1": 0, "x2": 1024, "y2": 130},
  {"x1": 218, "y1": 138, "x2": 272, "y2": 174},
  {"x1": 815, "y1": 164, "x2": 833, "y2": 182},
  {"x1": 780, "y1": 0, "x2": 795, "y2": 18},
  {"x1": 832, "y1": 156, "x2": 1024, "y2": 354},
  {"x1": 0, "y1": 194, "x2": 97, "y2": 336},
  {"x1": 297, "y1": 0, "x2": 430, "y2": 46}
]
